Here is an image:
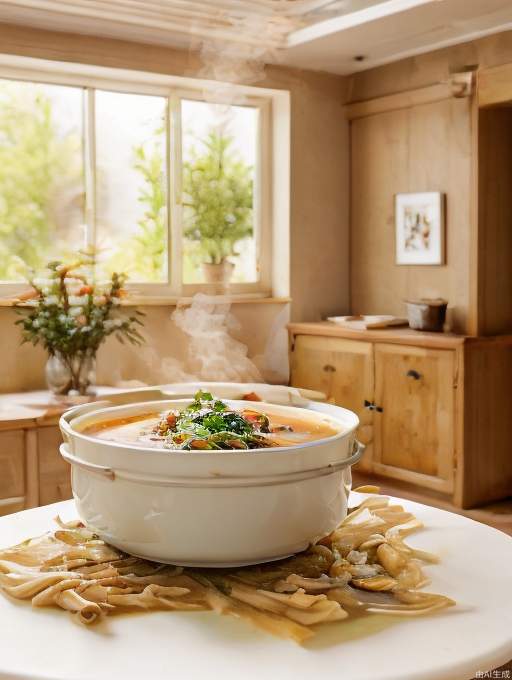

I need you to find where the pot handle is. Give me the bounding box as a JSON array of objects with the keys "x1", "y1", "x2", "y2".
[
  {"x1": 347, "y1": 438, "x2": 366, "y2": 466},
  {"x1": 60, "y1": 440, "x2": 365, "y2": 487},
  {"x1": 60, "y1": 444, "x2": 115, "y2": 480}
]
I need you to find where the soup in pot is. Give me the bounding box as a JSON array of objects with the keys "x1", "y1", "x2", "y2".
[{"x1": 82, "y1": 391, "x2": 339, "y2": 450}]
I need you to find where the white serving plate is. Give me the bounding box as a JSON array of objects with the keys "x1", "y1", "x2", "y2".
[{"x1": 0, "y1": 496, "x2": 511, "y2": 680}]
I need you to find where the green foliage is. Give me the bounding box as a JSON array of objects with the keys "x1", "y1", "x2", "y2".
[
  {"x1": 0, "y1": 82, "x2": 82, "y2": 280},
  {"x1": 106, "y1": 139, "x2": 167, "y2": 282},
  {"x1": 182, "y1": 131, "x2": 253, "y2": 265},
  {"x1": 0, "y1": 81, "x2": 252, "y2": 284},
  {"x1": 154, "y1": 394, "x2": 273, "y2": 451},
  {"x1": 16, "y1": 252, "x2": 145, "y2": 391}
]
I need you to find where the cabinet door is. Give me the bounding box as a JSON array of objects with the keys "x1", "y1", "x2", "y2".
[
  {"x1": 38, "y1": 426, "x2": 72, "y2": 506},
  {"x1": 0, "y1": 430, "x2": 26, "y2": 516},
  {"x1": 290, "y1": 334, "x2": 374, "y2": 470},
  {"x1": 373, "y1": 343, "x2": 455, "y2": 492}
]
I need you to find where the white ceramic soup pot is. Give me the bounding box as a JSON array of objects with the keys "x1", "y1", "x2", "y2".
[{"x1": 59, "y1": 392, "x2": 363, "y2": 567}]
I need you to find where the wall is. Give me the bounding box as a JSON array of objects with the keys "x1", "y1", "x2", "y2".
[
  {"x1": 347, "y1": 31, "x2": 512, "y2": 101},
  {"x1": 0, "y1": 23, "x2": 349, "y2": 392},
  {"x1": 350, "y1": 97, "x2": 473, "y2": 333},
  {"x1": 347, "y1": 31, "x2": 512, "y2": 335},
  {"x1": 478, "y1": 107, "x2": 512, "y2": 335}
]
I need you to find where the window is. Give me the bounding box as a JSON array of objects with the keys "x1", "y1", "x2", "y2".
[
  {"x1": 0, "y1": 79, "x2": 84, "y2": 281},
  {"x1": 95, "y1": 90, "x2": 168, "y2": 283},
  {"x1": 181, "y1": 99, "x2": 259, "y2": 285},
  {"x1": 0, "y1": 64, "x2": 276, "y2": 299}
]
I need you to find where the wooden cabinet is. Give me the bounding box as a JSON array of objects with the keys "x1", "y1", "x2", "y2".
[
  {"x1": 0, "y1": 388, "x2": 125, "y2": 516},
  {"x1": 290, "y1": 335, "x2": 374, "y2": 471},
  {"x1": 38, "y1": 426, "x2": 72, "y2": 506},
  {"x1": 0, "y1": 430, "x2": 26, "y2": 516},
  {"x1": 0, "y1": 422, "x2": 70, "y2": 517},
  {"x1": 289, "y1": 322, "x2": 512, "y2": 508},
  {"x1": 373, "y1": 344, "x2": 455, "y2": 493}
]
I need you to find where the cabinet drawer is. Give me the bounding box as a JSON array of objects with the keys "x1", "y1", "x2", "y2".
[
  {"x1": 0, "y1": 430, "x2": 25, "y2": 501},
  {"x1": 373, "y1": 343, "x2": 455, "y2": 491},
  {"x1": 38, "y1": 426, "x2": 71, "y2": 506}
]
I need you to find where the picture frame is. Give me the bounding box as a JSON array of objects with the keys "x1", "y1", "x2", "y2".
[{"x1": 395, "y1": 192, "x2": 445, "y2": 265}]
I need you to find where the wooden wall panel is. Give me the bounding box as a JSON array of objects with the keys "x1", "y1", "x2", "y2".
[
  {"x1": 350, "y1": 97, "x2": 473, "y2": 334},
  {"x1": 347, "y1": 31, "x2": 512, "y2": 103},
  {"x1": 478, "y1": 107, "x2": 512, "y2": 335},
  {"x1": 461, "y1": 341, "x2": 512, "y2": 507}
]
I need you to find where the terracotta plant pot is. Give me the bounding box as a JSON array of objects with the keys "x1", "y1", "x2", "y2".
[{"x1": 202, "y1": 260, "x2": 235, "y2": 286}]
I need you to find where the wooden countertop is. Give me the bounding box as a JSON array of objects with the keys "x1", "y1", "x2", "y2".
[
  {"x1": 287, "y1": 321, "x2": 512, "y2": 349},
  {"x1": 287, "y1": 321, "x2": 468, "y2": 348},
  {"x1": 0, "y1": 387, "x2": 125, "y2": 430}
]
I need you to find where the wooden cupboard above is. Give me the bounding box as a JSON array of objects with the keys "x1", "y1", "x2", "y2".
[{"x1": 288, "y1": 322, "x2": 512, "y2": 509}]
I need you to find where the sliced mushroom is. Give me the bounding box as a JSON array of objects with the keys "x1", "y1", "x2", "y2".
[
  {"x1": 376, "y1": 543, "x2": 408, "y2": 577},
  {"x1": 285, "y1": 573, "x2": 351, "y2": 592},
  {"x1": 346, "y1": 550, "x2": 367, "y2": 565},
  {"x1": 351, "y1": 575, "x2": 398, "y2": 591},
  {"x1": 358, "y1": 534, "x2": 386, "y2": 552}
]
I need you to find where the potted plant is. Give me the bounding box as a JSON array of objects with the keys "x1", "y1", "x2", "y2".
[
  {"x1": 16, "y1": 252, "x2": 145, "y2": 397},
  {"x1": 182, "y1": 131, "x2": 253, "y2": 285}
]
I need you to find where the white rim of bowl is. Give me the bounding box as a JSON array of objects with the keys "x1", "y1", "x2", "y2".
[{"x1": 61, "y1": 399, "x2": 358, "y2": 457}]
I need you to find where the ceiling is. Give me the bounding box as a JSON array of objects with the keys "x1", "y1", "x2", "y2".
[{"x1": 0, "y1": 0, "x2": 511, "y2": 75}]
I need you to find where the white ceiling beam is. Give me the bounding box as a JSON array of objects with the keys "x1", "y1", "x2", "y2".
[{"x1": 286, "y1": 0, "x2": 439, "y2": 46}]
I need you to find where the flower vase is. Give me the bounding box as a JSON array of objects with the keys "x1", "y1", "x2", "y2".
[{"x1": 45, "y1": 352, "x2": 96, "y2": 397}]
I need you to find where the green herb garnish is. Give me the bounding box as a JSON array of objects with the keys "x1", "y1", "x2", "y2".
[{"x1": 154, "y1": 391, "x2": 276, "y2": 451}]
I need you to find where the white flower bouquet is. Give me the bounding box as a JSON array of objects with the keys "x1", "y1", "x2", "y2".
[{"x1": 16, "y1": 252, "x2": 145, "y2": 395}]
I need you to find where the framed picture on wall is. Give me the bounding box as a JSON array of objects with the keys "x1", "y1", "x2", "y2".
[{"x1": 395, "y1": 192, "x2": 445, "y2": 265}]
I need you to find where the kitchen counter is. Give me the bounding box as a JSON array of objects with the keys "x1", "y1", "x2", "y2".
[
  {"x1": 288, "y1": 320, "x2": 512, "y2": 349},
  {"x1": 0, "y1": 387, "x2": 128, "y2": 513},
  {"x1": 0, "y1": 386, "x2": 128, "y2": 430}
]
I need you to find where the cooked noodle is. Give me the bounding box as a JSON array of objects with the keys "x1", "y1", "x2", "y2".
[{"x1": 0, "y1": 494, "x2": 455, "y2": 643}]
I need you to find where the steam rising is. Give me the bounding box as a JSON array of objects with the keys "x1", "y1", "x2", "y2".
[
  {"x1": 196, "y1": 41, "x2": 269, "y2": 94},
  {"x1": 117, "y1": 294, "x2": 264, "y2": 385},
  {"x1": 112, "y1": 3, "x2": 313, "y2": 388},
  {"x1": 188, "y1": 1, "x2": 341, "y2": 92},
  {"x1": 172, "y1": 294, "x2": 263, "y2": 382}
]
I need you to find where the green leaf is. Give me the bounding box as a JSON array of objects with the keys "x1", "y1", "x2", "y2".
[{"x1": 194, "y1": 390, "x2": 213, "y2": 402}]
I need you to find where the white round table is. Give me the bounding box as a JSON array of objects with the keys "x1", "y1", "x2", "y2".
[{"x1": 0, "y1": 496, "x2": 511, "y2": 680}]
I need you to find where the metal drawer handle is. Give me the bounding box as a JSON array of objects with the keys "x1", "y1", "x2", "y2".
[
  {"x1": 323, "y1": 364, "x2": 336, "y2": 373},
  {"x1": 406, "y1": 369, "x2": 422, "y2": 380},
  {"x1": 364, "y1": 400, "x2": 383, "y2": 413}
]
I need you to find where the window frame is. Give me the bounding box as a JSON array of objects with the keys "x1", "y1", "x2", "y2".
[{"x1": 0, "y1": 58, "x2": 278, "y2": 300}]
